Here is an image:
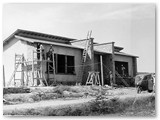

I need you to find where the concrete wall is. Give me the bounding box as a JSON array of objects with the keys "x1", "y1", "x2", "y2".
[
  {"x1": 101, "y1": 54, "x2": 135, "y2": 85},
  {"x1": 42, "y1": 44, "x2": 82, "y2": 84},
  {"x1": 3, "y1": 38, "x2": 82, "y2": 86},
  {"x1": 3, "y1": 37, "x2": 136, "y2": 86},
  {"x1": 132, "y1": 57, "x2": 137, "y2": 76},
  {"x1": 102, "y1": 54, "x2": 112, "y2": 85},
  {"x1": 114, "y1": 55, "x2": 133, "y2": 77}
]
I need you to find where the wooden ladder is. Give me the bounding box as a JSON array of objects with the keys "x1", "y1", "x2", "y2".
[
  {"x1": 76, "y1": 31, "x2": 92, "y2": 84},
  {"x1": 7, "y1": 54, "x2": 25, "y2": 87},
  {"x1": 32, "y1": 50, "x2": 48, "y2": 86},
  {"x1": 47, "y1": 50, "x2": 56, "y2": 85}
]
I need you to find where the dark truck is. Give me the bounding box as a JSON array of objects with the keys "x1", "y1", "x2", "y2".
[{"x1": 135, "y1": 73, "x2": 155, "y2": 93}]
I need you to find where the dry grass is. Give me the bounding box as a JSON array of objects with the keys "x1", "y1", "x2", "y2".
[
  {"x1": 4, "y1": 85, "x2": 102, "y2": 104},
  {"x1": 4, "y1": 93, "x2": 155, "y2": 116},
  {"x1": 4, "y1": 92, "x2": 58, "y2": 104}
]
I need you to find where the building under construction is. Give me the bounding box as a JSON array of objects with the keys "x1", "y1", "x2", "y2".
[{"x1": 3, "y1": 29, "x2": 138, "y2": 87}]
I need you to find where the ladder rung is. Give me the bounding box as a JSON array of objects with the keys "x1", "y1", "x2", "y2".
[
  {"x1": 15, "y1": 54, "x2": 23, "y2": 56},
  {"x1": 15, "y1": 60, "x2": 21, "y2": 61},
  {"x1": 15, "y1": 62, "x2": 22, "y2": 64},
  {"x1": 33, "y1": 51, "x2": 41, "y2": 53},
  {"x1": 14, "y1": 79, "x2": 21, "y2": 80},
  {"x1": 16, "y1": 71, "x2": 22, "y2": 72}
]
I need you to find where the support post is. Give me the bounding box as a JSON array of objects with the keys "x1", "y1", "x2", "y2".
[
  {"x1": 32, "y1": 51, "x2": 34, "y2": 86},
  {"x1": 21, "y1": 54, "x2": 24, "y2": 86},
  {"x1": 100, "y1": 55, "x2": 104, "y2": 86},
  {"x1": 52, "y1": 51, "x2": 56, "y2": 82},
  {"x1": 3, "y1": 65, "x2": 5, "y2": 87},
  {"x1": 90, "y1": 38, "x2": 94, "y2": 71},
  {"x1": 40, "y1": 48, "x2": 43, "y2": 85},
  {"x1": 14, "y1": 54, "x2": 16, "y2": 86},
  {"x1": 133, "y1": 58, "x2": 137, "y2": 77},
  {"x1": 112, "y1": 42, "x2": 116, "y2": 84}
]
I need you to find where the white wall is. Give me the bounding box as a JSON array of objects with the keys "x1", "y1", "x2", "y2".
[{"x1": 3, "y1": 38, "x2": 28, "y2": 86}]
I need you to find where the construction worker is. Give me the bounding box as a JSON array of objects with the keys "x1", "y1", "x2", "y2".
[
  {"x1": 40, "y1": 44, "x2": 45, "y2": 60},
  {"x1": 121, "y1": 65, "x2": 125, "y2": 77},
  {"x1": 37, "y1": 43, "x2": 40, "y2": 59},
  {"x1": 109, "y1": 71, "x2": 113, "y2": 88},
  {"x1": 37, "y1": 43, "x2": 45, "y2": 60},
  {"x1": 47, "y1": 45, "x2": 54, "y2": 60}
]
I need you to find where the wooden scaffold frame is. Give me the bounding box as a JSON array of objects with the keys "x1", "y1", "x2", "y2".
[{"x1": 7, "y1": 44, "x2": 56, "y2": 87}]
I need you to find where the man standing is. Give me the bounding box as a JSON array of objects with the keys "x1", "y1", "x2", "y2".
[
  {"x1": 109, "y1": 71, "x2": 113, "y2": 88},
  {"x1": 40, "y1": 44, "x2": 45, "y2": 60},
  {"x1": 121, "y1": 65, "x2": 125, "y2": 77}
]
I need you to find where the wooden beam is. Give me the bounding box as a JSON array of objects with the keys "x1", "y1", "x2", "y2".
[
  {"x1": 3, "y1": 65, "x2": 5, "y2": 87},
  {"x1": 21, "y1": 54, "x2": 24, "y2": 86},
  {"x1": 112, "y1": 42, "x2": 116, "y2": 84},
  {"x1": 32, "y1": 50, "x2": 34, "y2": 86},
  {"x1": 90, "y1": 38, "x2": 94, "y2": 71},
  {"x1": 100, "y1": 55, "x2": 104, "y2": 86}
]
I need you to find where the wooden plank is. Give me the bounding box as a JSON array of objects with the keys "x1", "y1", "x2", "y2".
[
  {"x1": 21, "y1": 54, "x2": 24, "y2": 86},
  {"x1": 90, "y1": 38, "x2": 94, "y2": 71},
  {"x1": 100, "y1": 55, "x2": 104, "y2": 86},
  {"x1": 3, "y1": 65, "x2": 5, "y2": 87},
  {"x1": 32, "y1": 50, "x2": 34, "y2": 86},
  {"x1": 112, "y1": 42, "x2": 116, "y2": 84}
]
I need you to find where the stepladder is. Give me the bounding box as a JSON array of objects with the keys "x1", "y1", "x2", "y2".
[{"x1": 86, "y1": 71, "x2": 100, "y2": 85}]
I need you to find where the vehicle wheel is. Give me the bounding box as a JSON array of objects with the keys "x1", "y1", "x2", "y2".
[{"x1": 148, "y1": 90, "x2": 153, "y2": 93}]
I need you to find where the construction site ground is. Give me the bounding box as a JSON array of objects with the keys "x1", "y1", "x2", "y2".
[{"x1": 3, "y1": 86, "x2": 155, "y2": 116}]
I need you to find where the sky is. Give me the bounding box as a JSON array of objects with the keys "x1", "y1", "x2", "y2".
[{"x1": 2, "y1": 3, "x2": 155, "y2": 73}]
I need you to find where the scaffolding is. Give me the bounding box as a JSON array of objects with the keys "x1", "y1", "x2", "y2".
[{"x1": 8, "y1": 46, "x2": 56, "y2": 87}]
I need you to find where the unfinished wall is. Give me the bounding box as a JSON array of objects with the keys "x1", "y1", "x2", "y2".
[
  {"x1": 102, "y1": 54, "x2": 112, "y2": 85},
  {"x1": 3, "y1": 38, "x2": 28, "y2": 87},
  {"x1": 42, "y1": 44, "x2": 82, "y2": 84},
  {"x1": 94, "y1": 54, "x2": 100, "y2": 72},
  {"x1": 132, "y1": 57, "x2": 137, "y2": 76},
  {"x1": 71, "y1": 39, "x2": 95, "y2": 85}
]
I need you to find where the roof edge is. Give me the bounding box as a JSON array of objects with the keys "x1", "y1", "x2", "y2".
[{"x1": 3, "y1": 29, "x2": 76, "y2": 45}]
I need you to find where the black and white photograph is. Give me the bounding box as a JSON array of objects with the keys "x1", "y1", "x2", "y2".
[{"x1": 3, "y1": 3, "x2": 155, "y2": 116}]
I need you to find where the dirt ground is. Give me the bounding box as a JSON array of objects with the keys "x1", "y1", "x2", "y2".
[{"x1": 3, "y1": 86, "x2": 155, "y2": 116}]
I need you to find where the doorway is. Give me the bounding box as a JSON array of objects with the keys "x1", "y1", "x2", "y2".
[{"x1": 115, "y1": 61, "x2": 129, "y2": 77}]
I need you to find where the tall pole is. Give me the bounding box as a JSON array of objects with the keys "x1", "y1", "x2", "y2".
[
  {"x1": 40, "y1": 48, "x2": 43, "y2": 85},
  {"x1": 3, "y1": 65, "x2": 5, "y2": 87},
  {"x1": 112, "y1": 42, "x2": 116, "y2": 84},
  {"x1": 21, "y1": 54, "x2": 24, "y2": 87},
  {"x1": 100, "y1": 55, "x2": 104, "y2": 86},
  {"x1": 32, "y1": 50, "x2": 34, "y2": 86},
  {"x1": 90, "y1": 38, "x2": 94, "y2": 71}
]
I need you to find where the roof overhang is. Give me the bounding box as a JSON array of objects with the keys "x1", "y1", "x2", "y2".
[
  {"x1": 3, "y1": 29, "x2": 138, "y2": 58},
  {"x1": 15, "y1": 35, "x2": 84, "y2": 50},
  {"x1": 3, "y1": 29, "x2": 76, "y2": 45}
]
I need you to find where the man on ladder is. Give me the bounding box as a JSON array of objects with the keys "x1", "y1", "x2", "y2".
[
  {"x1": 46, "y1": 45, "x2": 55, "y2": 85},
  {"x1": 36, "y1": 43, "x2": 45, "y2": 86}
]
